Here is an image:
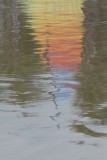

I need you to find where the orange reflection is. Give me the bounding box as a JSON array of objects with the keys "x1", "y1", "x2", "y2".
[{"x1": 21, "y1": 0, "x2": 84, "y2": 71}]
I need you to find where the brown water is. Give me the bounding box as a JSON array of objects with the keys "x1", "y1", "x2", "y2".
[{"x1": 0, "y1": 0, "x2": 107, "y2": 159}]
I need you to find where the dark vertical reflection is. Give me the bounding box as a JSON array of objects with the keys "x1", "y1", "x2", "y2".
[
  {"x1": 0, "y1": 0, "x2": 51, "y2": 105},
  {"x1": 73, "y1": 0, "x2": 107, "y2": 137}
]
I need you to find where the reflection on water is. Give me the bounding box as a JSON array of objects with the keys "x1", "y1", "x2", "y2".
[
  {"x1": 1, "y1": 0, "x2": 107, "y2": 160},
  {"x1": 0, "y1": 0, "x2": 84, "y2": 110},
  {"x1": 18, "y1": 0, "x2": 84, "y2": 107},
  {"x1": 73, "y1": 0, "x2": 107, "y2": 137},
  {"x1": 0, "y1": 0, "x2": 53, "y2": 105}
]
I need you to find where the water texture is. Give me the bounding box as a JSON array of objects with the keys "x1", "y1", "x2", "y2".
[{"x1": 0, "y1": 0, "x2": 107, "y2": 159}]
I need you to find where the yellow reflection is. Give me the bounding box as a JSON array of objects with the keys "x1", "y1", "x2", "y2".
[{"x1": 20, "y1": 0, "x2": 84, "y2": 70}]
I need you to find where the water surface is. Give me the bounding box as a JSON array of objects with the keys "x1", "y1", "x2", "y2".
[{"x1": 0, "y1": 0, "x2": 107, "y2": 160}]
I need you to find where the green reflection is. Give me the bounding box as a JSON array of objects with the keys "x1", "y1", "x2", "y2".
[
  {"x1": 73, "y1": 0, "x2": 107, "y2": 137},
  {"x1": 0, "y1": 1, "x2": 50, "y2": 105},
  {"x1": 72, "y1": 123, "x2": 106, "y2": 137}
]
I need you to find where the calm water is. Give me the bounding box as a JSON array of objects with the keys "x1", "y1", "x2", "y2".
[{"x1": 0, "y1": 0, "x2": 107, "y2": 159}]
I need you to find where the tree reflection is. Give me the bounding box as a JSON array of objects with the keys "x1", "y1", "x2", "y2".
[
  {"x1": 73, "y1": 0, "x2": 107, "y2": 137},
  {"x1": 0, "y1": 1, "x2": 50, "y2": 105}
]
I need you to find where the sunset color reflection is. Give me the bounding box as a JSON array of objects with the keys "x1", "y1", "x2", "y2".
[{"x1": 20, "y1": 0, "x2": 84, "y2": 72}]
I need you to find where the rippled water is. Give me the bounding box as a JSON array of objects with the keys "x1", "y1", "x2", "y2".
[{"x1": 0, "y1": 0, "x2": 107, "y2": 159}]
